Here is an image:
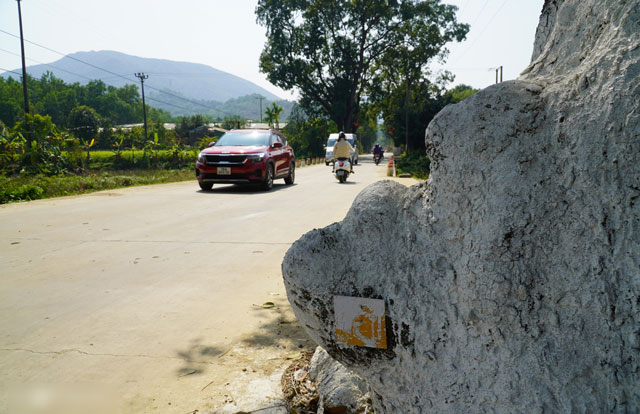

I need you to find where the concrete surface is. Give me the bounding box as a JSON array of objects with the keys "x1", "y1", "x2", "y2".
[{"x1": 0, "y1": 154, "x2": 416, "y2": 414}]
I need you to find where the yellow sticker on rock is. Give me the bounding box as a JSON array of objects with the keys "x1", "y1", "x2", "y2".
[{"x1": 334, "y1": 295, "x2": 387, "y2": 349}]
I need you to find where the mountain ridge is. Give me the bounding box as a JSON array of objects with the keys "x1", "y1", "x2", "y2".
[{"x1": 1, "y1": 50, "x2": 284, "y2": 104}]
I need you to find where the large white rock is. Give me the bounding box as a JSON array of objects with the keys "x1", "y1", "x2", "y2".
[
  {"x1": 309, "y1": 346, "x2": 370, "y2": 413},
  {"x1": 282, "y1": 0, "x2": 639, "y2": 412}
]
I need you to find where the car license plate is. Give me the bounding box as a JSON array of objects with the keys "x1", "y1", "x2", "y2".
[{"x1": 217, "y1": 167, "x2": 231, "y2": 175}]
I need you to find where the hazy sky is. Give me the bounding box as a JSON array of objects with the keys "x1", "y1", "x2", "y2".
[{"x1": 0, "y1": 0, "x2": 544, "y2": 100}]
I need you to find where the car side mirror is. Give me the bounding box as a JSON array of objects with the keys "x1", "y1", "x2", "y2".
[
  {"x1": 272, "y1": 141, "x2": 283, "y2": 148},
  {"x1": 208, "y1": 141, "x2": 215, "y2": 147}
]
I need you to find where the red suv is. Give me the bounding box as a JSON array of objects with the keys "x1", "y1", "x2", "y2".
[{"x1": 195, "y1": 129, "x2": 295, "y2": 191}]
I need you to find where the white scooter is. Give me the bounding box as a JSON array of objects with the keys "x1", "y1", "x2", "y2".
[{"x1": 334, "y1": 157, "x2": 352, "y2": 183}]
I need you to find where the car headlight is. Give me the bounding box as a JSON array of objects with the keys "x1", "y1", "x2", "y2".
[
  {"x1": 247, "y1": 153, "x2": 266, "y2": 163},
  {"x1": 197, "y1": 152, "x2": 207, "y2": 163}
]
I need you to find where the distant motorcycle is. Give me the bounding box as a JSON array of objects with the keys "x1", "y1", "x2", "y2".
[
  {"x1": 373, "y1": 153, "x2": 382, "y2": 165},
  {"x1": 334, "y1": 157, "x2": 352, "y2": 183}
]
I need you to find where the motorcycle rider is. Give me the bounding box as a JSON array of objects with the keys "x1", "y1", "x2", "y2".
[
  {"x1": 372, "y1": 143, "x2": 384, "y2": 160},
  {"x1": 332, "y1": 131, "x2": 355, "y2": 173}
]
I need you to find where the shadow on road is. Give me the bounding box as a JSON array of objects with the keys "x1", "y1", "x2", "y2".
[
  {"x1": 241, "y1": 297, "x2": 311, "y2": 349},
  {"x1": 174, "y1": 338, "x2": 227, "y2": 377},
  {"x1": 197, "y1": 183, "x2": 296, "y2": 195}
]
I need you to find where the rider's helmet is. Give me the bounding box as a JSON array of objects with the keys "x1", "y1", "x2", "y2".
[{"x1": 338, "y1": 131, "x2": 346, "y2": 140}]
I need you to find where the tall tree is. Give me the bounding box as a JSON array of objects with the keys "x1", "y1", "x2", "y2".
[
  {"x1": 256, "y1": 0, "x2": 468, "y2": 132},
  {"x1": 442, "y1": 84, "x2": 478, "y2": 104},
  {"x1": 68, "y1": 105, "x2": 100, "y2": 141}
]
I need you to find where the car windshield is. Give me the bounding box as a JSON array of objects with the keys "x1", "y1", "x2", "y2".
[{"x1": 216, "y1": 131, "x2": 270, "y2": 146}]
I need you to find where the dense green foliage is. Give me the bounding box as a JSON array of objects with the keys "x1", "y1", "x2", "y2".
[
  {"x1": 355, "y1": 103, "x2": 386, "y2": 153},
  {"x1": 0, "y1": 112, "x2": 203, "y2": 177},
  {"x1": 283, "y1": 105, "x2": 337, "y2": 159},
  {"x1": 256, "y1": 0, "x2": 468, "y2": 132},
  {"x1": 264, "y1": 102, "x2": 284, "y2": 128},
  {"x1": 1, "y1": 113, "x2": 199, "y2": 204},
  {"x1": 0, "y1": 74, "x2": 294, "y2": 134},
  {"x1": 442, "y1": 84, "x2": 479, "y2": 104},
  {"x1": 146, "y1": 91, "x2": 295, "y2": 121},
  {"x1": 376, "y1": 83, "x2": 478, "y2": 152},
  {"x1": 0, "y1": 73, "x2": 171, "y2": 128},
  {"x1": 0, "y1": 168, "x2": 194, "y2": 204},
  {"x1": 281, "y1": 82, "x2": 477, "y2": 159},
  {"x1": 395, "y1": 152, "x2": 431, "y2": 179},
  {"x1": 68, "y1": 105, "x2": 100, "y2": 141}
]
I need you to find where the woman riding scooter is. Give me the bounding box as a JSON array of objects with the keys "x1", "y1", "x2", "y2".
[{"x1": 332, "y1": 132, "x2": 355, "y2": 173}]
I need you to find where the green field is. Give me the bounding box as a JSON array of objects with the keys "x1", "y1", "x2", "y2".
[
  {"x1": 1, "y1": 149, "x2": 201, "y2": 204},
  {"x1": 0, "y1": 168, "x2": 196, "y2": 204}
]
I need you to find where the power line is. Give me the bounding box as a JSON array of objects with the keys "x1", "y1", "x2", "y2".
[
  {"x1": 470, "y1": 0, "x2": 510, "y2": 45},
  {"x1": 448, "y1": 0, "x2": 510, "y2": 66},
  {"x1": 0, "y1": 51, "x2": 200, "y2": 114},
  {"x1": 142, "y1": 83, "x2": 235, "y2": 117},
  {"x1": 1, "y1": 47, "x2": 96, "y2": 81},
  {"x1": 0, "y1": 29, "x2": 237, "y2": 117},
  {"x1": 0, "y1": 28, "x2": 138, "y2": 84},
  {"x1": 0, "y1": 62, "x2": 194, "y2": 113},
  {"x1": 0, "y1": 66, "x2": 22, "y2": 76},
  {"x1": 144, "y1": 96, "x2": 193, "y2": 112},
  {"x1": 468, "y1": 0, "x2": 491, "y2": 27}
]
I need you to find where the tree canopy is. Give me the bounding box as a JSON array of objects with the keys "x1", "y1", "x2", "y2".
[
  {"x1": 68, "y1": 105, "x2": 100, "y2": 141},
  {"x1": 256, "y1": 0, "x2": 469, "y2": 132},
  {"x1": 0, "y1": 72, "x2": 171, "y2": 128}
]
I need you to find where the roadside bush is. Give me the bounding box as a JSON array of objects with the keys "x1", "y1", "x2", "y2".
[
  {"x1": 198, "y1": 136, "x2": 217, "y2": 149},
  {"x1": 395, "y1": 152, "x2": 430, "y2": 179},
  {"x1": 90, "y1": 149, "x2": 198, "y2": 170},
  {"x1": 0, "y1": 180, "x2": 45, "y2": 203},
  {"x1": 0, "y1": 169, "x2": 195, "y2": 204}
]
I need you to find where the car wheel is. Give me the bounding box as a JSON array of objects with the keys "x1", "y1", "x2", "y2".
[
  {"x1": 284, "y1": 160, "x2": 295, "y2": 185},
  {"x1": 262, "y1": 164, "x2": 274, "y2": 191},
  {"x1": 199, "y1": 181, "x2": 213, "y2": 191}
]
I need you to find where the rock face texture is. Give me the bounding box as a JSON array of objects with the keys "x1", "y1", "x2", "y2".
[
  {"x1": 309, "y1": 346, "x2": 371, "y2": 413},
  {"x1": 282, "y1": 0, "x2": 639, "y2": 413}
]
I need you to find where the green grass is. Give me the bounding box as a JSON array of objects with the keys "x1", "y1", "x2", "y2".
[
  {"x1": 87, "y1": 149, "x2": 199, "y2": 170},
  {"x1": 0, "y1": 168, "x2": 195, "y2": 204}
]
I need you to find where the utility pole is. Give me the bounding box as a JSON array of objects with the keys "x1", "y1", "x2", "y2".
[
  {"x1": 16, "y1": 0, "x2": 29, "y2": 115},
  {"x1": 495, "y1": 66, "x2": 503, "y2": 84},
  {"x1": 135, "y1": 72, "x2": 149, "y2": 139},
  {"x1": 404, "y1": 55, "x2": 410, "y2": 155},
  {"x1": 257, "y1": 96, "x2": 264, "y2": 123}
]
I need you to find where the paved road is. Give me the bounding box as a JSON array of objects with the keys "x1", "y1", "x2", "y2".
[{"x1": 0, "y1": 154, "x2": 416, "y2": 413}]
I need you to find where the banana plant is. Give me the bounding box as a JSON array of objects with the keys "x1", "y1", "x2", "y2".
[
  {"x1": 112, "y1": 134, "x2": 124, "y2": 161},
  {"x1": 81, "y1": 138, "x2": 95, "y2": 167},
  {"x1": 144, "y1": 133, "x2": 160, "y2": 165}
]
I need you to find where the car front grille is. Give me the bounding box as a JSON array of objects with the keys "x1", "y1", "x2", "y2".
[{"x1": 204, "y1": 154, "x2": 247, "y2": 165}]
